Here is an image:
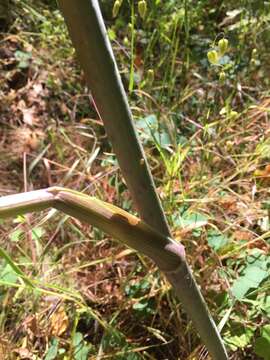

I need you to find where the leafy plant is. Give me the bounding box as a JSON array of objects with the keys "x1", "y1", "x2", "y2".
[
  {"x1": 231, "y1": 249, "x2": 269, "y2": 300},
  {"x1": 254, "y1": 325, "x2": 270, "y2": 360}
]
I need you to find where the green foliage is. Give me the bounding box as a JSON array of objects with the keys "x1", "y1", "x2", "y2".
[
  {"x1": 44, "y1": 338, "x2": 59, "y2": 360},
  {"x1": 72, "y1": 332, "x2": 92, "y2": 360},
  {"x1": 207, "y1": 230, "x2": 230, "y2": 252},
  {"x1": 254, "y1": 325, "x2": 270, "y2": 360},
  {"x1": 39, "y1": 9, "x2": 73, "y2": 58},
  {"x1": 136, "y1": 114, "x2": 171, "y2": 150},
  {"x1": 125, "y1": 278, "x2": 150, "y2": 298},
  {"x1": 101, "y1": 329, "x2": 142, "y2": 359},
  {"x1": 14, "y1": 50, "x2": 32, "y2": 69},
  {"x1": 0, "y1": 263, "x2": 19, "y2": 284},
  {"x1": 231, "y1": 250, "x2": 269, "y2": 300},
  {"x1": 125, "y1": 278, "x2": 155, "y2": 316},
  {"x1": 225, "y1": 323, "x2": 255, "y2": 351}
]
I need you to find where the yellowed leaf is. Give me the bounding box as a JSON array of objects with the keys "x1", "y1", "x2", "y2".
[
  {"x1": 0, "y1": 338, "x2": 10, "y2": 360},
  {"x1": 50, "y1": 306, "x2": 69, "y2": 337},
  {"x1": 233, "y1": 231, "x2": 254, "y2": 241},
  {"x1": 254, "y1": 164, "x2": 270, "y2": 178}
]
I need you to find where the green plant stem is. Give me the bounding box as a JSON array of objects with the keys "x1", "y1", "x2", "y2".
[
  {"x1": 0, "y1": 187, "x2": 228, "y2": 359},
  {"x1": 56, "y1": 0, "x2": 228, "y2": 357},
  {"x1": 129, "y1": 0, "x2": 135, "y2": 93},
  {"x1": 184, "y1": 0, "x2": 190, "y2": 76},
  {"x1": 57, "y1": 0, "x2": 170, "y2": 236}
]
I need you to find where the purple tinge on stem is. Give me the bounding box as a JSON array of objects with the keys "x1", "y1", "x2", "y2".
[{"x1": 165, "y1": 241, "x2": 186, "y2": 261}]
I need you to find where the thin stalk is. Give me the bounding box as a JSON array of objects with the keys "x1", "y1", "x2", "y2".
[
  {"x1": 128, "y1": 0, "x2": 135, "y2": 93},
  {"x1": 184, "y1": 0, "x2": 190, "y2": 76},
  {"x1": 0, "y1": 188, "x2": 228, "y2": 359}
]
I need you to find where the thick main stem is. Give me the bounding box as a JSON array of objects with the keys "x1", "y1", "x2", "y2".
[
  {"x1": 0, "y1": 188, "x2": 228, "y2": 359},
  {"x1": 57, "y1": 0, "x2": 170, "y2": 236},
  {"x1": 55, "y1": 0, "x2": 228, "y2": 358}
]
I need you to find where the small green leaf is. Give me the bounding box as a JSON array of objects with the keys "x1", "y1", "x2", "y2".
[
  {"x1": 0, "y1": 264, "x2": 19, "y2": 284},
  {"x1": 136, "y1": 115, "x2": 172, "y2": 149},
  {"x1": 14, "y1": 50, "x2": 32, "y2": 69},
  {"x1": 132, "y1": 298, "x2": 154, "y2": 315},
  {"x1": 133, "y1": 301, "x2": 148, "y2": 311},
  {"x1": 125, "y1": 279, "x2": 150, "y2": 298},
  {"x1": 254, "y1": 338, "x2": 270, "y2": 359},
  {"x1": 32, "y1": 227, "x2": 45, "y2": 240},
  {"x1": 45, "y1": 338, "x2": 59, "y2": 360},
  {"x1": 9, "y1": 229, "x2": 23, "y2": 242},
  {"x1": 126, "y1": 352, "x2": 142, "y2": 360},
  {"x1": 153, "y1": 130, "x2": 171, "y2": 149},
  {"x1": 261, "y1": 325, "x2": 270, "y2": 342},
  {"x1": 260, "y1": 296, "x2": 270, "y2": 315},
  {"x1": 225, "y1": 323, "x2": 254, "y2": 351},
  {"x1": 175, "y1": 211, "x2": 208, "y2": 228},
  {"x1": 246, "y1": 249, "x2": 269, "y2": 268},
  {"x1": 207, "y1": 230, "x2": 229, "y2": 251},
  {"x1": 108, "y1": 28, "x2": 116, "y2": 41},
  {"x1": 73, "y1": 332, "x2": 91, "y2": 360},
  {"x1": 0, "y1": 247, "x2": 33, "y2": 287},
  {"x1": 73, "y1": 332, "x2": 83, "y2": 347},
  {"x1": 231, "y1": 265, "x2": 269, "y2": 300},
  {"x1": 254, "y1": 325, "x2": 270, "y2": 359}
]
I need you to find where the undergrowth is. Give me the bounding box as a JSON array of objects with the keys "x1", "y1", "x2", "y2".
[{"x1": 0, "y1": 0, "x2": 269, "y2": 359}]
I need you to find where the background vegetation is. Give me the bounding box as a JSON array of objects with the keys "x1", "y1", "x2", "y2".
[{"x1": 0, "y1": 0, "x2": 269, "y2": 358}]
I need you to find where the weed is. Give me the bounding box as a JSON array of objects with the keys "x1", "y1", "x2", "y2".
[{"x1": 0, "y1": 0, "x2": 269, "y2": 359}]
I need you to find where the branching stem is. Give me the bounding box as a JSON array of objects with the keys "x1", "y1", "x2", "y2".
[{"x1": 0, "y1": 187, "x2": 228, "y2": 359}]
